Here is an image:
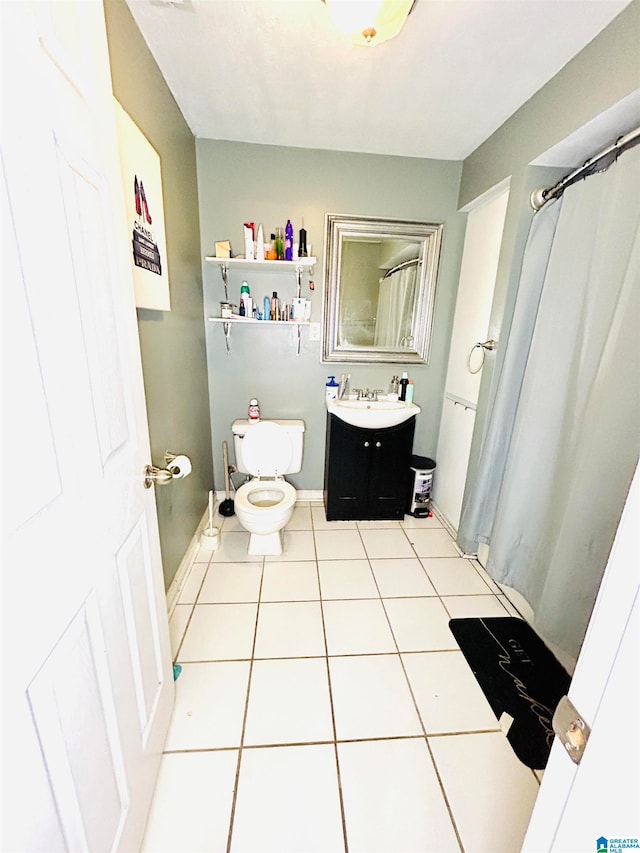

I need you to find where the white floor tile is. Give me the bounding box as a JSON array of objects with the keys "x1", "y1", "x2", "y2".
[
  {"x1": 421, "y1": 557, "x2": 494, "y2": 595},
  {"x1": 329, "y1": 655, "x2": 423, "y2": 740},
  {"x1": 471, "y1": 561, "x2": 503, "y2": 593},
  {"x1": 402, "y1": 651, "x2": 499, "y2": 734},
  {"x1": 317, "y1": 559, "x2": 378, "y2": 599},
  {"x1": 442, "y1": 594, "x2": 511, "y2": 619},
  {"x1": 338, "y1": 738, "x2": 460, "y2": 853},
  {"x1": 141, "y1": 750, "x2": 237, "y2": 853},
  {"x1": 211, "y1": 531, "x2": 263, "y2": 563},
  {"x1": 198, "y1": 562, "x2": 263, "y2": 603},
  {"x1": 244, "y1": 658, "x2": 333, "y2": 745},
  {"x1": 260, "y1": 560, "x2": 320, "y2": 601},
  {"x1": 356, "y1": 519, "x2": 401, "y2": 529},
  {"x1": 168, "y1": 604, "x2": 192, "y2": 659},
  {"x1": 323, "y1": 599, "x2": 397, "y2": 655},
  {"x1": 406, "y1": 528, "x2": 460, "y2": 558},
  {"x1": 230, "y1": 744, "x2": 344, "y2": 852},
  {"x1": 219, "y1": 513, "x2": 244, "y2": 532},
  {"x1": 286, "y1": 503, "x2": 313, "y2": 530},
  {"x1": 384, "y1": 597, "x2": 459, "y2": 651},
  {"x1": 401, "y1": 514, "x2": 443, "y2": 529},
  {"x1": 312, "y1": 504, "x2": 357, "y2": 529},
  {"x1": 178, "y1": 603, "x2": 257, "y2": 661},
  {"x1": 177, "y1": 560, "x2": 208, "y2": 603},
  {"x1": 360, "y1": 528, "x2": 415, "y2": 559},
  {"x1": 429, "y1": 732, "x2": 540, "y2": 853},
  {"x1": 370, "y1": 558, "x2": 437, "y2": 597},
  {"x1": 254, "y1": 601, "x2": 326, "y2": 658},
  {"x1": 314, "y1": 529, "x2": 367, "y2": 560},
  {"x1": 264, "y1": 529, "x2": 316, "y2": 562},
  {"x1": 164, "y1": 661, "x2": 250, "y2": 750}
]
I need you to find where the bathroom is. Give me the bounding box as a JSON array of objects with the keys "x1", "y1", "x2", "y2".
[{"x1": 3, "y1": 1, "x2": 637, "y2": 850}]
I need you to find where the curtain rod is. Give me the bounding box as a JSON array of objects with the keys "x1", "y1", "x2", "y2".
[
  {"x1": 382, "y1": 257, "x2": 421, "y2": 279},
  {"x1": 530, "y1": 124, "x2": 640, "y2": 211}
]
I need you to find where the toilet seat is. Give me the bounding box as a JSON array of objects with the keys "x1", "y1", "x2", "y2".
[
  {"x1": 241, "y1": 422, "x2": 293, "y2": 477},
  {"x1": 234, "y1": 478, "x2": 296, "y2": 515}
]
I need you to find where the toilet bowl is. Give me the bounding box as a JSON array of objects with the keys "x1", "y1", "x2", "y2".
[{"x1": 232, "y1": 419, "x2": 304, "y2": 556}]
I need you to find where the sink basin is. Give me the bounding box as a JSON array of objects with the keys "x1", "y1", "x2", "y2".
[{"x1": 326, "y1": 397, "x2": 420, "y2": 429}]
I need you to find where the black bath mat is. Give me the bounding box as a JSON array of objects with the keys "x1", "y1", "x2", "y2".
[{"x1": 449, "y1": 617, "x2": 571, "y2": 770}]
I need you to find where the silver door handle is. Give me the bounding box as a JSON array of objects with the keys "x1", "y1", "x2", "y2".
[
  {"x1": 144, "y1": 452, "x2": 192, "y2": 488},
  {"x1": 143, "y1": 465, "x2": 173, "y2": 488}
]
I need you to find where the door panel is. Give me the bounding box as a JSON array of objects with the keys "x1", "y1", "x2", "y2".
[{"x1": 1, "y1": 3, "x2": 173, "y2": 849}]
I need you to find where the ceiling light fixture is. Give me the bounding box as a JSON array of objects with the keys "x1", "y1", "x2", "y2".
[{"x1": 322, "y1": 0, "x2": 415, "y2": 47}]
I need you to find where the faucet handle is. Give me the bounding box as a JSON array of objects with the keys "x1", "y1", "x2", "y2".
[{"x1": 372, "y1": 389, "x2": 384, "y2": 401}]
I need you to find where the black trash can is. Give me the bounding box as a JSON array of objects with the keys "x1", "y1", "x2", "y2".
[{"x1": 407, "y1": 455, "x2": 436, "y2": 517}]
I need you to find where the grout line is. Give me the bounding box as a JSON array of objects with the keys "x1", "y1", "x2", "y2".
[
  {"x1": 225, "y1": 558, "x2": 265, "y2": 853},
  {"x1": 317, "y1": 558, "x2": 350, "y2": 853}
]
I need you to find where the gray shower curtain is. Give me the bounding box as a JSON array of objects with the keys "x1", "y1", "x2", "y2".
[{"x1": 457, "y1": 145, "x2": 640, "y2": 660}]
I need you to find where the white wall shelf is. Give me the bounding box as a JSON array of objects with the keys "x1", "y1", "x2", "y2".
[{"x1": 205, "y1": 256, "x2": 316, "y2": 355}]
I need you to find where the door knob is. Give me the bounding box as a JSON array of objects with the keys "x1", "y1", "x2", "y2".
[
  {"x1": 375, "y1": 441, "x2": 382, "y2": 447},
  {"x1": 364, "y1": 441, "x2": 370, "y2": 447},
  {"x1": 143, "y1": 465, "x2": 173, "y2": 488},
  {"x1": 143, "y1": 452, "x2": 192, "y2": 489}
]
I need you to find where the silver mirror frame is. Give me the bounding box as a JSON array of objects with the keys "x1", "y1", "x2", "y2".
[{"x1": 322, "y1": 213, "x2": 443, "y2": 364}]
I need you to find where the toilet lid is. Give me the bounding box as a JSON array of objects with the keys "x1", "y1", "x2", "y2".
[{"x1": 241, "y1": 421, "x2": 293, "y2": 476}]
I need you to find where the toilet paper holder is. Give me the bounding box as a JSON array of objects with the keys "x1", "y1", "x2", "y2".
[{"x1": 144, "y1": 452, "x2": 192, "y2": 489}]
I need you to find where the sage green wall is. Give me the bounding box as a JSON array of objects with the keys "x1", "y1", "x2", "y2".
[
  {"x1": 458, "y1": 0, "x2": 639, "y2": 525},
  {"x1": 196, "y1": 141, "x2": 465, "y2": 491},
  {"x1": 104, "y1": 0, "x2": 213, "y2": 590}
]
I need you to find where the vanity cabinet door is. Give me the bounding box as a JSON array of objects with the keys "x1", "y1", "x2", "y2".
[
  {"x1": 324, "y1": 415, "x2": 415, "y2": 520},
  {"x1": 367, "y1": 419, "x2": 415, "y2": 519},
  {"x1": 324, "y1": 415, "x2": 370, "y2": 519}
]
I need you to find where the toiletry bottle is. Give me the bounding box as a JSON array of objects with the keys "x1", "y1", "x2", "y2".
[
  {"x1": 263, "y1": 295, "x2": 270, "y2": 320},
  {"x1": 240, "y1": 282, "x2": 251, "y2": 317},
  {"x1": 267, "y1": 233, "x2": 277, "y2": 261},
  {"x1": 399, "y1": 371, "x2": 409, "y2": 401},
  {"x1": 255, "y1": 224, "x2": 265, "y2": 260},
  {"x1": 285, "y1": 220, "x2": 293, "y2": 261},
  {"x1": 270, "y1": 291, "x2": 280, "y2": 321},
  {"x1": 275, "y1": 227, "x2": 284, "y2": 260},
  {"x1": 248, "y1": 399, "x2": 260, "y2": 423},
  {"x1": 243, "y1": 222, "x2": 255, "y2": 260},
  {"x1": 326, "y1": 376, "x2": 339, "y2": 401},
  {"x1": 405, "y1": 380, "x2": 414, "y2": 404},
  {"x1": 299, "y1": 221, "x2": 308, "y2": 257}
]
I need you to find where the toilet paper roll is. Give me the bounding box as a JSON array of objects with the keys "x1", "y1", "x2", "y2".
[{"x1": 168, "y1": 454, "x2": 192, "y2": 479}]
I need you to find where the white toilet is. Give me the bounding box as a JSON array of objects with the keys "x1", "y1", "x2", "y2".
[{"x1": 232, "y1": 418, "x2": 305, "y2": 556}]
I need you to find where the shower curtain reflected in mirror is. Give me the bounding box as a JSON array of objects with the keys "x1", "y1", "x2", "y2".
[{"x1": 374, "y1": 263, "x2": 418, "y2": 348}]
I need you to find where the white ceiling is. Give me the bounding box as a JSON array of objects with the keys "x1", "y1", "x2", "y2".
[{"x1": 125, "y1": 0, "x2": 632, "y2": 161}]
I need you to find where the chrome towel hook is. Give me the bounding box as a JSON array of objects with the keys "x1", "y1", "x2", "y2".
[{"x1": 467, "y1": 339, "x2": 498, "y2": 374}]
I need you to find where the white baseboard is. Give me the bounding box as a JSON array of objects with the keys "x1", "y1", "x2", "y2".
[{"x1": 166, "y1": 504, "x2": 211, "y2": 617}]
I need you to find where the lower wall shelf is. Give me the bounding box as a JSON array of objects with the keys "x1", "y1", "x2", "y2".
[{"x1": 207, "y1": 317, "x2": 310, "y2": 355}]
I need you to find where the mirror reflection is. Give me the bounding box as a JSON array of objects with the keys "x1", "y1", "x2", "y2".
[{"x1": 323, "y1": 214, "x2": 443, "y2": 364}]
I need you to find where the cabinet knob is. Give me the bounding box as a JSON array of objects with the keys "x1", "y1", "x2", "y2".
[
  {"x1": 364, "y1": 441, "x2": 370, "y2": 447},
  {"x1": 375, "y1": 441, "x2": 382, "y2": 447}
]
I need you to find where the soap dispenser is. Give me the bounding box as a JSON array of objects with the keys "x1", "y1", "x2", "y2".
[
  {"x1": 325, "y1": 376, "x2": 339, "y2": 401},
  {"x1": 399, "y1": 372, "x2": 409, "y2": 401}
]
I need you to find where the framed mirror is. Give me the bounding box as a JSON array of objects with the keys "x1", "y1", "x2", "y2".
[{"x1": 322, "y1": 214, "x2": 443, "y2": 363}]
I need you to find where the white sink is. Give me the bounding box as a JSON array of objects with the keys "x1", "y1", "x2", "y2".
[{"x1": 326, "y1": 397, "x2": 420, "y2": 429}]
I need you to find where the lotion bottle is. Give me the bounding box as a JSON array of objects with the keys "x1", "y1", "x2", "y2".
[
  {"x1": 325, "y1": 376, "x2": 339, "y2": 401},
  {"x1": 405, "y1": 380, "x2": 414, "y2": 404}
]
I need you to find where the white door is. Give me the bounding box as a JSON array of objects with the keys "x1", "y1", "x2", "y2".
[
  {"x1": 434, "y1": 183, "x2": 509, "y2": 530},
  {"x1": 523, "y1": 463, "x2": 639, "y2": 851},
  {"x1": 1, "y1": 2, "x2": 173, "y2": 850}
]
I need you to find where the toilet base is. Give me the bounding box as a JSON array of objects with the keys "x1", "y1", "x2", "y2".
[{"x1": 247, "y1": 529, "x2": 284, "y2": 556}]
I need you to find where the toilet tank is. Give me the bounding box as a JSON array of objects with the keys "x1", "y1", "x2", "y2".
[{"x1": 232, "y1": 419, "x2": 305, "y2": 474}]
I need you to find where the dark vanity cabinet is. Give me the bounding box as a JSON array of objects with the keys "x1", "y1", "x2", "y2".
[{"x1": 324, "y1": 414, "x2": 416, "y2": 520}]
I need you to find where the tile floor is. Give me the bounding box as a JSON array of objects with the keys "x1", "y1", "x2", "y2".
[{"x1": 143, "y1": 504, "x2": 542, "y2": 853}]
